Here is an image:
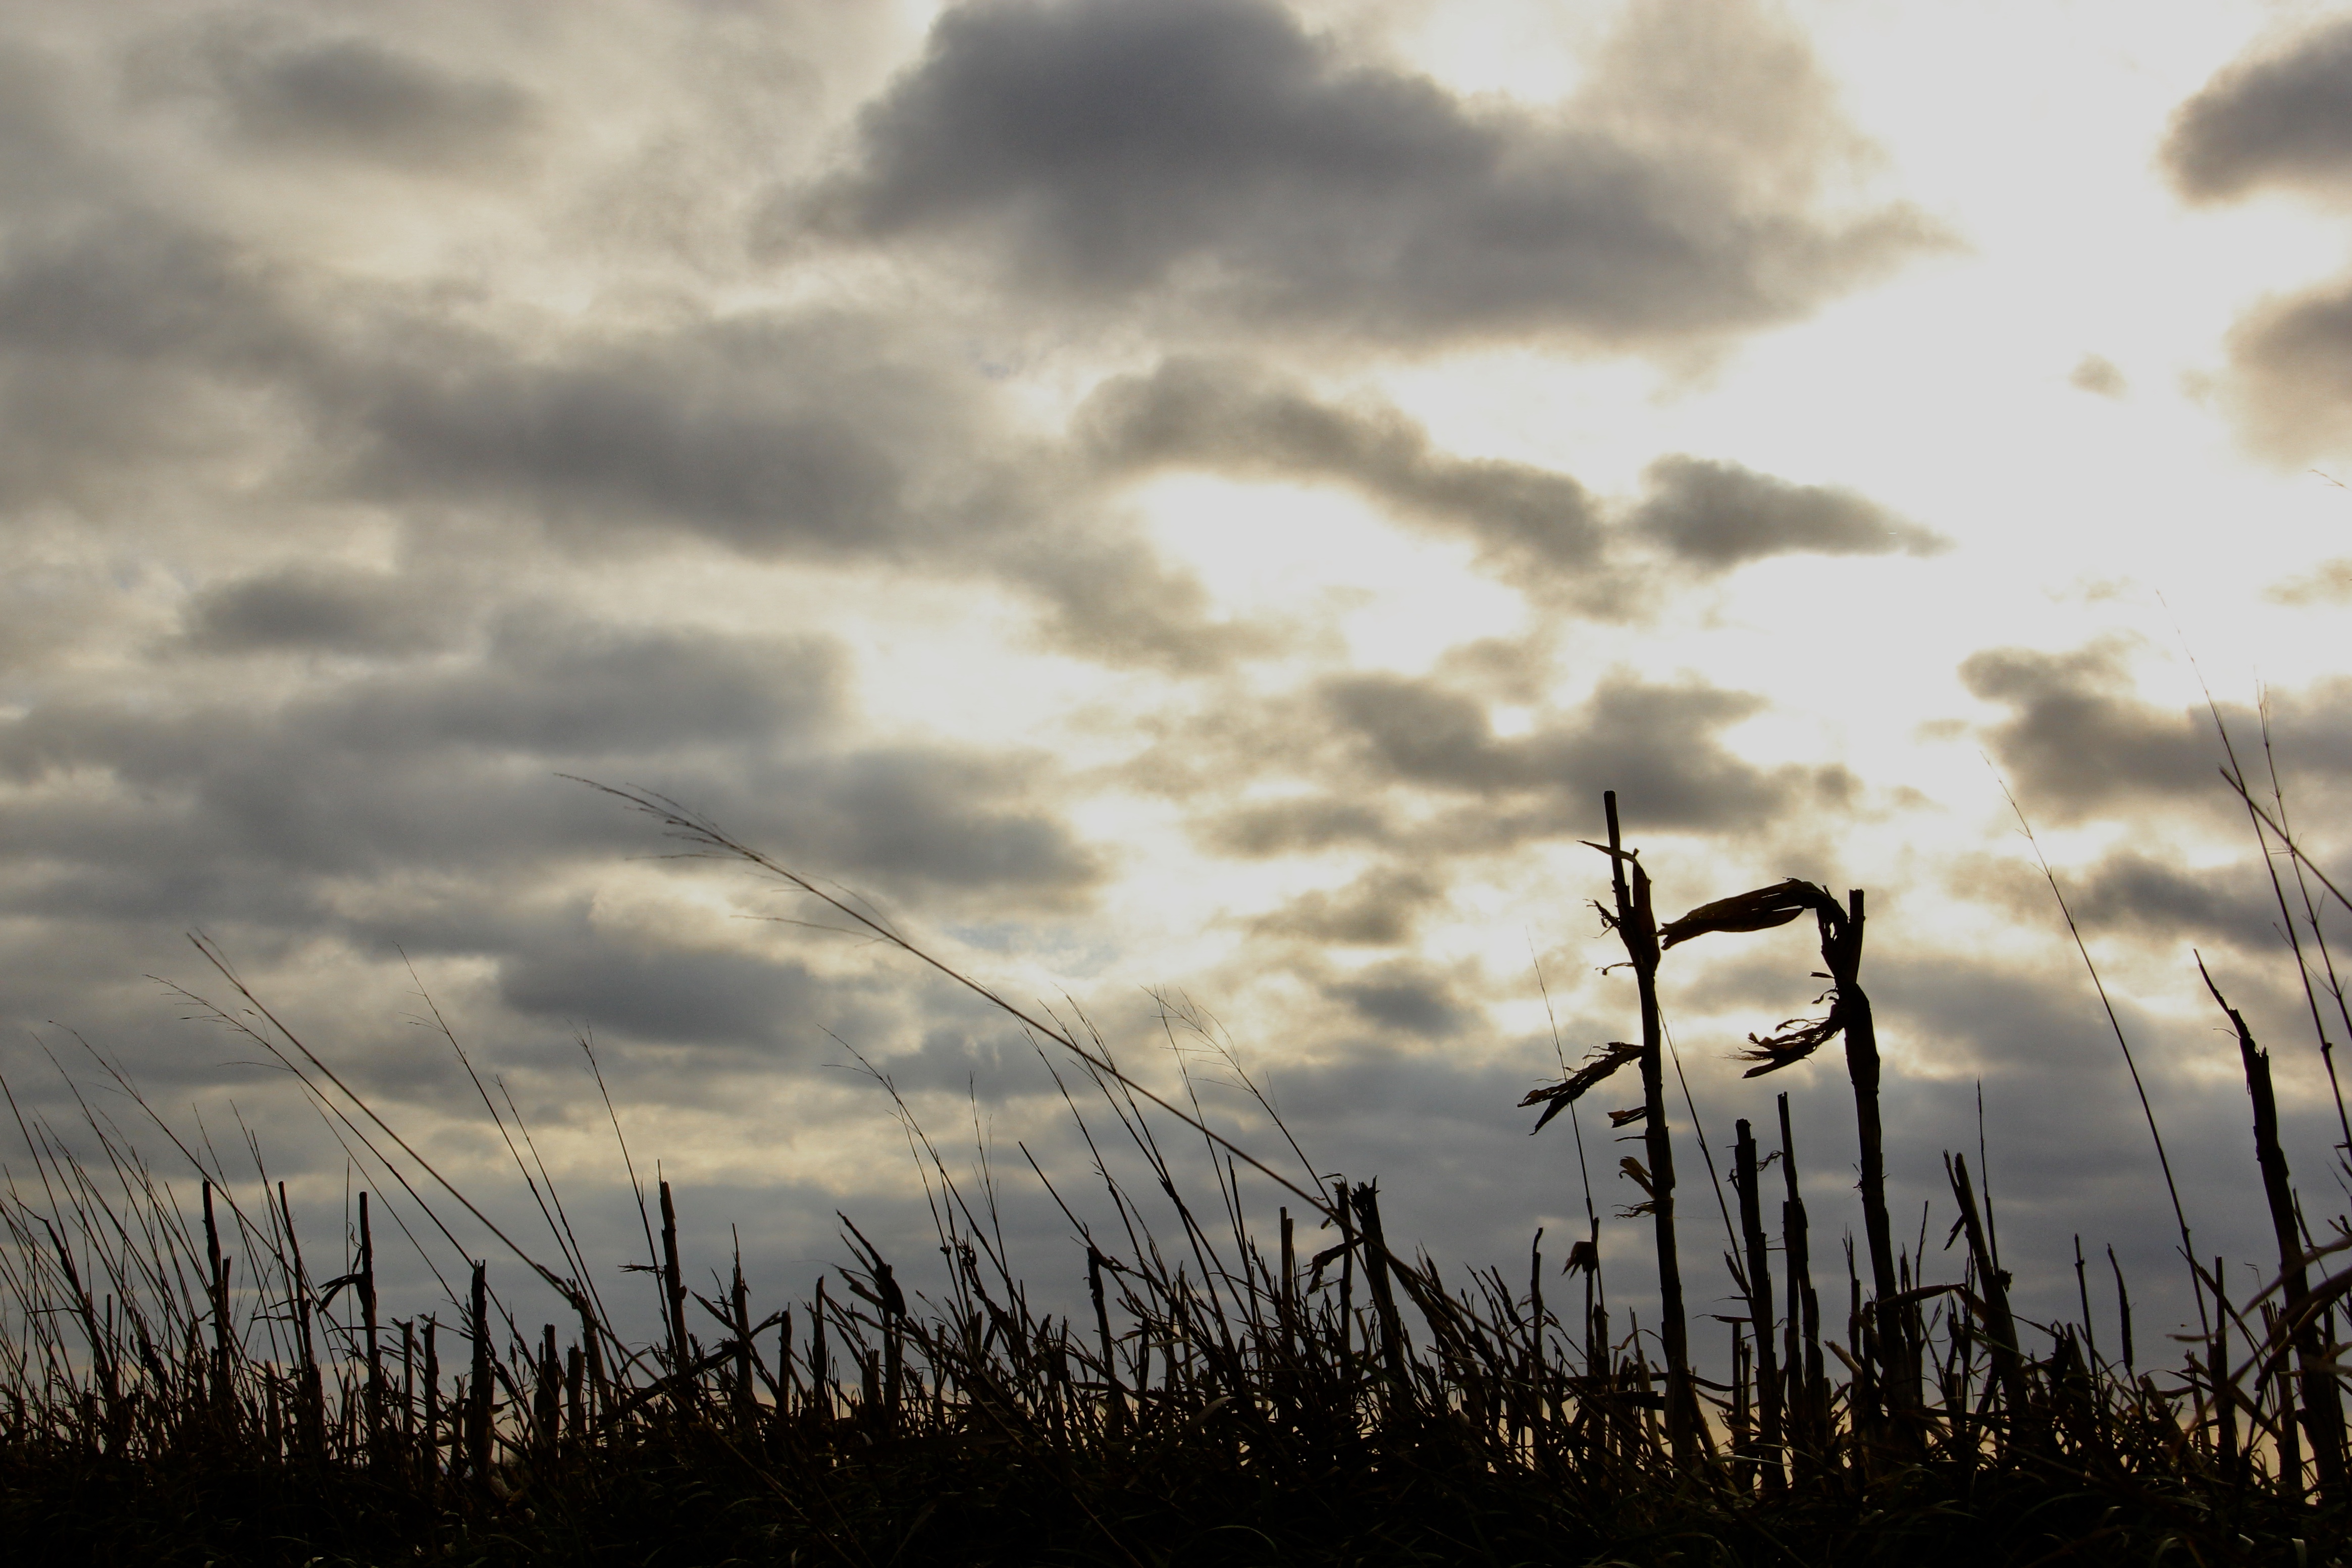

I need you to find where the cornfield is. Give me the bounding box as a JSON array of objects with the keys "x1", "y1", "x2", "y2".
[{"x1": 2, "y1": 779, "x2": 2347, "y2": 1565}]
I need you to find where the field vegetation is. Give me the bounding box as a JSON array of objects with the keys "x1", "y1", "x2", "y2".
[{"x1": 3, "y1": 776, "x2": 2350, "y2": 1565}]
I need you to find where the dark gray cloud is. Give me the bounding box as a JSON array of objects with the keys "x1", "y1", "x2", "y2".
[
  {"x1": 776, "y1": 747, "x2": 1105, "y2": 894},
  {"x1": 1077, "y1": 357, "x2": 1928, "y2": 594},
  {"x1": 312, "y1": 611, "x2": 841, "y2": 758},
  {"x1": 2162, "y1": 19, "x2": 2352, "y2": 462},
  {"x1": 1080, "y1": 356, "x2": 1604, "y2": 572},
  {"x1": 1627, "y1": 453, "x2": 1945, "y2": 569},
  {"x1": 325, "y1": 317, "x2": 1286, "y2": 672},
  {"x1": 0, "y1": 212, "x2": 312, "y2": 511},
  {"x1": 802, "y1": 0, "x2": 1940, "y2": 350},
  {"x1": 180, "y1": 563, "x2": 469, "y2": 655},
  {"x1": 174, "y1": 23, "x2": 540, "y2": 175},
  {"x1": 0, "y1": 612, "x2": 1097, "y2": 914},
  {"x1": 1324, "y1": 958, "x2": 1473, "y2": 1039},
  {"x1": 1964, "y1": 639, "x2": 2352, "y2": 820},
  {"x1": 0, "y1": 56, "x2": 1200, "y2": 664},
  {"x1": 1154, "y1": 660, "x2": 1853, "y2": 877},
  {"x1": 1873, "y1": 948, "x2": 2339, "y2": 1242},
  {"x1": 0, "y1": 208, "x2": 291, "y2": 368},
  {"x1": 1961, "y1": 641, "x2": 2218, "y2": 814},
  {"x1": 331, "y1": 315, "x2": 977, "y2": 559},
  {"x1": 867, "y1": 1012, "x2": 1069, "y2": 1101},
  {"x1": 2165, "y1": 17, "x2": 2352, "y2": 204},
  {"x1": 1324, "y1": 668, "x2": 1831, "y2": 832},
  {"x1": 494, "y1": 905, "x2": 833, "y2": 1055},
  {"x1": 1253, "y1": 864, "x2": 1442, "y2": 946},
  {"x1": 0, "y1": 201, "x2": 1256, "y2": 673},
  {"x1": 0, "y1": 617, "x2": 838, "y2": 898},
  {"x1": 2066, "y1": 850, "x2": 2282, "y2": 956},
  {"x1": 1197, "y1": 796, "x2": 1390, "y2": 859},
  {"x1": 1009, "y1": 527, "x2": 1291, "y2": 673},
  {"x1": 1136, "y1": 651, "x2": 1859, "y2": 913},
  {"x1": 0, "y1": 42, "x2": 94, "y2": 207}
]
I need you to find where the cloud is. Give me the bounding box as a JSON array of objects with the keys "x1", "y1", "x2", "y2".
[
  {"x1": 1140, "y1": 655, "x2": 1851, "y2": 900},
  {"x1": 319, "y1": 611, "x2": 842, "y2": 758},
  {"x1": 495, "y1": 904, "x2": 835, "y2": 1054},
  {"x1": 1079, "y1": 357, "x2": 1929, "y2": 597},
  {"x1": 180, "y1": 563, "x2": 470, "y2": 656},
  {"x1": 801, "y1": 0, "x2": 1941, "y2": 350},
  {"x1": 333, "y1": 315, "x2": 989, "y2": 560},
  {"x1": 1963, "y1": 640, "x2": 2352, "y2": 819},
  {"x1": 1197, "y1": 796, "x2": 1390, "y2": 858},
  {"x1": 0, "y1": 211, "x2": 313, "y2": 511},
  {"x1": 1323, "y1": 668, "x2": 1828, "y2": 833},
  {"x1": 2164, "y1": 17, "x2": 2352, "y2": 204},
  {"x1": 0, "y1": 611, "x2": 1099, "y2": 916},
  {"x1": 0, "y1": 40, "x2": 112, "y2": 208},
  {"x1": 776, "y1": 747, "x2": 1106, "y2": 894},
  {"x1": 2, "y1": 216, "x2": 1266, "y2": 677},
  {"x1": 181, "y1": 25, "x2": 541, "y2": 176},
  {"x1": 1961, "y1": 642, "x2": 2217, "y2": 815},
  {"x1": 2068, "y1": 354, "x2": 2126, "y2": 398},
  {"x1": 2215, "y1": 276, "x2": 2352, "y2": 463},
  {"x1": 1080, "y1": 356, "x2": 1605, "y2": 572},
  {"x1": 0, "y1": 196, "x2": 1260, "y2": 675},
  {"x1": 1324, "y1": 958, "x2": 1474, "y2": 1039},
  {"x1": 2162, "y1": 20, "x2": 2352, "y2": 462},
  {"x1": 1253, "y1": 864, "x2": 1443, "y2": 945},
  {"x1": 2266, "y1": 556, "x2": 2352, "y2": 606},
  {"x1": 1626, "y1": 453, "x2": 1946, "y2": 569},
  {"x1": 1009, "y1": 527, "x2": 1292, "y2": 673},
  {"x1": 2066, "y1": 850, "x2": 2281, "y2": 955}
]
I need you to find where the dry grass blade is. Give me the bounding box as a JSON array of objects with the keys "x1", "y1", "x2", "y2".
[{"x1": 564, "y1": 778, "x2": 1339, "y2": 1223}]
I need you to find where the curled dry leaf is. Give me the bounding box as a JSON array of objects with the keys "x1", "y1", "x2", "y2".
[
  {"x1": 1518, "y1": 1041, "x2": 1641, "y2": 1133},
  {"x1": 1618, "y1": 1156, "x2": 1656, "y2": 1198},
  {"x1": 1736, "y1": 998, "x2": 1850, "y2": 1077},
  {"x1": 1659, "y1": 878, "x2": 1835, "y2": 951}
]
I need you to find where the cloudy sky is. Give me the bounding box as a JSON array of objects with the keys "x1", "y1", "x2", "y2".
[{"x1": 9, "y1": 0, "x2": 2352, "y2": 1355}]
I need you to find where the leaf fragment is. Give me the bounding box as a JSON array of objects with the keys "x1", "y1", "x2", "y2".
[
  {"x1": 1736, "y1": 997, "x2": 1849, "y2": 1077},
  {"x1": 1519, "y1": 1041, "x2": 1642, "y2": 1133},
  {"x1": 1660, "y1": 878, "x2": 1835, "y2": 951}
]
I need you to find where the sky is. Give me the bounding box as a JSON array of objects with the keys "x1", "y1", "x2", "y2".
[{"x1": 8, "y1": 0, "x2": 2352, "y2": 1360}]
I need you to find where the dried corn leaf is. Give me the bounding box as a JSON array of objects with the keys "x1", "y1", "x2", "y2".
[
  {"x1": 1618, "y1": 1156, "x2": 1656, "y2": 1197},
  {"x1": 1736, "y1": 998, "x2": 1849, "y2": 1077},
  {"x1": 1660, "y1": 878, "x2": 1834, "y2": 951},
  {"x1": 1518, "y1": 1041, "x2": 1641, "y2": 1133},
  {"x1": 1607, "y1": 1104, "x2": 1649, "y2": 1127},
  {"x1": 1305, "y1": 1239, "x2": 1354, "y2": 1291}
]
